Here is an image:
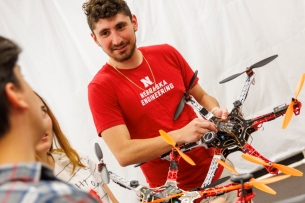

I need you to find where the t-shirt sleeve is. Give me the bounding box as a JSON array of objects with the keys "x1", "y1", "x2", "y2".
[
  {"x1": 88, "y1": 82, "x2": 125, "y2": 136},
  {"x1": 166, "y1": 44, "x2": 199, "y2": 90}
]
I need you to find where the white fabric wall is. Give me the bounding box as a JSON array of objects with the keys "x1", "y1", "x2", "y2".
[{"x1": 1, "y1": 0, "x2": 305, "y2": 202}]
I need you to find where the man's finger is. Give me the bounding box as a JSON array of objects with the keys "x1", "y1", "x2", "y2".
[
  {"x1": 221, "y1": 109, "x2": 229, "y2": 119},
  {"x1": 198, "y1": 121, "x2": 217, "y2": 133}
]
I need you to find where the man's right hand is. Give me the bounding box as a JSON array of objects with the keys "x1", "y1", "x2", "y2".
[{"x1": 171, "y1": 118, "x2": 217, "y2": 145}]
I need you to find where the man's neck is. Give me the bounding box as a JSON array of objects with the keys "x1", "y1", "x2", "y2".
[
  {"x1": 0, "y1": 117, "x2": 37, "y2": 165},
  {"x1": 108, "y1": 49, "x2": 142, "y2": 70}
]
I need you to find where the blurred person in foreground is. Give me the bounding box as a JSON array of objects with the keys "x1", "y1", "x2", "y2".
[
  {"x1": 35, "y1": 93, "x2": 118, "y2": 203},
  {"x1": 0, "y1": 35, "x2": 99, "y2": 203}
]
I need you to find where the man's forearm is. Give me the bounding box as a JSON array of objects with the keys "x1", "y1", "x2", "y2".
[
  {"x1": 198, "y1": 94, "x2": 220, "y2": 112},
  {"x1": 115, "y1": 136, "x2": 173, "y2": 166},
  {"x1": 189, "y1": 83, "x2": 220, "y2": 112},
  {"x1": 102, "y1": 125, "x2": 184, "y2": 167}
]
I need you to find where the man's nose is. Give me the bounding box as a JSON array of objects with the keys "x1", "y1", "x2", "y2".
[{"x1": 112, "y1": 32, "x2": 123, "y2": 46}]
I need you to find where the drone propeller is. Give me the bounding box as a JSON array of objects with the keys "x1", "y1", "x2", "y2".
[
  {"x1": 219, "y1": 55, "x2": 278, "y2": 84},
  {"x1": 241, "y1": 154, "x2": 303, "y2": 177},
  {"x1": 282, "y1": 73, "x2": 305, "y2": 129},
  {"x1": 173, "y1": 70, "x2": 198, "y2": 120},
  {"x1": 159, "y1": 130, "x2": 196, "y2": 166},
  {"x1": 199, "y1": 174, "x2": 290, "y2": 195},
  {"x1": 94, "y1": 143, "x2": 110, "y2": 184},
  {"x1": 216, "y1": 159, "x2": 276, "y2": 195},
  {"x1": 247, "y1": 175, "x2": 291, "y2": 186}
]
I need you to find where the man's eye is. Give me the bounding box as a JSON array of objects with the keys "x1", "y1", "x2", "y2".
[
  {"x1": 101, "y1": 31, "x2": 109, "y2": 36},
  {"x1": 42, "y1": 109, "x2": 47, "y2": 116},
  {"x1": 118, "y1": 25, "x2": 125, "y2": 30}
]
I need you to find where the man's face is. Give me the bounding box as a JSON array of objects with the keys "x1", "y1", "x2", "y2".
[
  {"x1": 92, "y1": 13, "x2": 138, "y2": 63},
  {"x1": 13, "y1": 66, "x2": 46, "y2": 142}
]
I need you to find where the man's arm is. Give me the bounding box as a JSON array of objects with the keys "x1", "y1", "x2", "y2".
[
  {"x1": 189, "y1": 83, "x2": 229, "y2": 119},
  {"x1": 102, "y1": 120, "x2": 217, "y2": 167}
]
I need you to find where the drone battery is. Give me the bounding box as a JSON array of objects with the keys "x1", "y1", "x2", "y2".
[{"x1": 274, "y1": 103, "x2": 287, "y2": 115}]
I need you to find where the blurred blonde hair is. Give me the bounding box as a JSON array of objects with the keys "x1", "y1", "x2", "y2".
[{"x1": 36, "y1": 93, "x2": 85, "y2": 174}]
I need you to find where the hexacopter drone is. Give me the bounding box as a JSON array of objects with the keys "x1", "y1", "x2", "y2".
[
  {"x1": 95, "y1": 134, "x2": 295, "y2": 203},
  {"x1": 136, "y1": 55, "x2": 304, "y2": 188}
]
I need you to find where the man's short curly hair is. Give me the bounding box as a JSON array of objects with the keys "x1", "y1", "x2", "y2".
[{"x1": 82, "y1": 0, "x2": 132, "y2": 32}]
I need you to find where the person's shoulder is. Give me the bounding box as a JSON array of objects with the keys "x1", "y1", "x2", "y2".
[
  {"x1": 140, "y1": 44, "x2": 181, "y2": 60},
  {"x1": 89, "y1": 63, "x2": 113, "y2": 86},
  {"x1": 38, "y1": 180, "x2": 99, "y2": 202},
  {"x1": 74, "y1": 150, "x2": 91, "y2": 163},
  {"x1": 0, "y1": 174, "x2": 98, "y2": 202},
  {"x1": 140, "y1": 43, "x2": 176, "y2": 53},
  {"x1": 50, "y1": 150, "x2": 67, "y2": 162}
]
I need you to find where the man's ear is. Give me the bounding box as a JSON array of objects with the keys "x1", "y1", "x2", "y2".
[
  {"x1": 91, "y1": 32, "x2": 101, "y2": 47},
  {"x1": 5, "y1": 83, "x2": 28, "y2": 110},
  {"x1": 132, "y1": 14, "x2": 138, "y2": 32}
]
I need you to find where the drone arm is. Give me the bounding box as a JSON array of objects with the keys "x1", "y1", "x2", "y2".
[
  {"x1": 236, "y1": 190, "x2": 256, "y2": 203},
  {"x1": 252, "y1": 112, "x2": 285, "y2": 126},
  {"x1": 234, "y1": 72, "x2": 256, "y2": 109},
  {"x1": 199, "y1": 183, "x2": 238, "y2": 198},
  {"x1": 109, "y1": 171, "x2": 154, "y2": 199},
  {"x1": 186, "y1": 95, "x2": 215, "y2": 121},
  {"x1": 165, "y1": 150, "x2": 181, "y2": 183},
  {"x1": 201, "y1": 154, "x2": 224, "y2": 188},
  {"x1": 243, "y1": 144, "x2": 279, "y2": 175},
  {"x1": 178, "y1": 191, "x2": 202, "y2": 202},
  {"x1": 252, "y1": 101, "x2": 302, "y2": 127}
]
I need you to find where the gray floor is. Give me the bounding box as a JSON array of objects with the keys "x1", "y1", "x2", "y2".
[{"x1": 252, "y1": 164, "x2": 305, "y2": 203}]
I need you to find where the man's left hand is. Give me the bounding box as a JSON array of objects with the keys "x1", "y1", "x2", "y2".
[{"x1": 213, "y1": 108, "x2": 229, "y2": 119}]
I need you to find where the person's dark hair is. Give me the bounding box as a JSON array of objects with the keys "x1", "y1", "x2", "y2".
[
  {"x1": 82, "y1": 0, "x2": 132, "y2": 33},
  {"x1": 0, "y1": 36, "x2": 21, "y2": 138}
]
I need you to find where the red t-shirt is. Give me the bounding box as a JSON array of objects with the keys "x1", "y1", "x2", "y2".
[{"x1": 88, "y1": 44, "x2": 223, "y2": 190}]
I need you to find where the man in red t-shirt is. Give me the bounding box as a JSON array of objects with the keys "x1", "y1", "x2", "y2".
[{"x1": 83, "y1": 0, "x2": 229, "y2": 196}]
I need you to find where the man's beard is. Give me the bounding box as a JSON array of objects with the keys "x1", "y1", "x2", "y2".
[{"x1": 107, "y1": 37, "x2": 137, "y2": 63}]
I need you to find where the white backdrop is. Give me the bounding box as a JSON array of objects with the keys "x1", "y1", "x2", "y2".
[{"x1": 1, "y1": 0, "x2": 305, "y2": 202}]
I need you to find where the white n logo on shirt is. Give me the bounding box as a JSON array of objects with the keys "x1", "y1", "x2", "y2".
[{"x1": 140, "y1": 76, "x2": 153, "y2": 88}]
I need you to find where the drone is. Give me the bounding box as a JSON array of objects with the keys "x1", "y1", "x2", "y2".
[
  {"x1": 168, "y1": 55, "x2": 305, "y2": 188},
  {"x1": 147, "y1": 156, "x2": 292, "y2": 203},
  {"x1": 94, "y1": 133, "x2": 294, "y2": 203},
  {"x1": 95, "y1": 138, "x2": 235, "y2": 202},
  {"x1": 136, "y1": 55, "x2": 304, "y2": 188},
  {"x1": 95, "y1": 139, "x2": 196, "y2": 202}
]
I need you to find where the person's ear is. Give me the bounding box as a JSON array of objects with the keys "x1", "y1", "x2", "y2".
[
  {"x1": 5, "y1": 83, "x2": 29, "y2": 110},
  {"x1": 132, "y1": 14, "x2": 138, "y2": 32},
  {"x1": 91, "y1": 32, "x2": 101, "y2": 47}
]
